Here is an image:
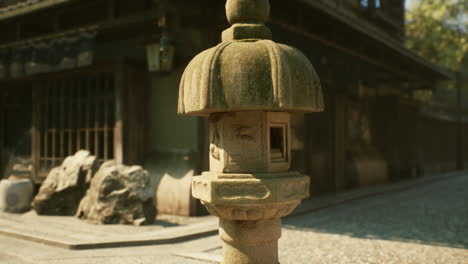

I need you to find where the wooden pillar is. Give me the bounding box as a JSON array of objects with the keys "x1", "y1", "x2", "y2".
[
  {"x1": 332, "y1": 92, "x2": 346, "y2": 190},
  {"x1": 31, "y1": 87, "x2": 41, "y2": 183},
  {"x1": 415, "y1": 102, "x2": 424, "y2": 176},
  {"x1": 113, "y1": 66, "x2": 124, "y2": 164},
  {"x1": 113, "y1": 64, "x2": 147, "y2": 166},
  {"x1": 394, "y1": 98, "x2": 402, "y2": 178},
  {"x1": 456, "y1": 72, "x2": 464, "y2": 170}
]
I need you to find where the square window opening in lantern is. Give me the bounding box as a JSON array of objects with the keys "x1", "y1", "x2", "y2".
[{"x1": 270, "y1": 125, "x2": 287, "y2": 163}]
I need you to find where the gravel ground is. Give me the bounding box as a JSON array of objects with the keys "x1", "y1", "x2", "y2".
[{"x1": 279, "y1": 173, "x2": 468, "y2": 264}]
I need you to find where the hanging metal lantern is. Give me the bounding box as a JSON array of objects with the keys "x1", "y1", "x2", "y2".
[
  {"x1": 146, "y1": 29, "x2": 174, "y2": 73},
  {"x1": 48, "y1": 38, "x2": 61, "y2": 72},
  {"x1": 24, "y1": 41, "x2": 48, "y2": 75},
  {"x1": 77, "y1": 30, "x2": 97, "y2": 68},
  {"x1": 36, "y1": 41, "x2": 50, "y2": 73},
  {"x1": 58, "y1": 35, "x2": 78, "y2": 71}
]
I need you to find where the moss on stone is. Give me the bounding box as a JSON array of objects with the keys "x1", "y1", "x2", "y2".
[{"x1": 178, "y1": 39, "x2": 324, "y2": 116}]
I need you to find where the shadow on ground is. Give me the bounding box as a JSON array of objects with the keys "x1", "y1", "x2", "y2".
[
  {"x1": 152, "y1": 219, "x2": 179, "y2": 227},
  {"x1": 284, "y1": 174, "x2": 468, "y2": 249}
]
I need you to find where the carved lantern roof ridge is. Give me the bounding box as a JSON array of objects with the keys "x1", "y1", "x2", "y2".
[{"x1": 178, "y1": 0, "x2": 324, "y2": 116}]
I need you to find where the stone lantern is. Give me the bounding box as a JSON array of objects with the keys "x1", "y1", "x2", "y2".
[{"x1": 178, "y1": 0, "x2": 324, "y2": 263}]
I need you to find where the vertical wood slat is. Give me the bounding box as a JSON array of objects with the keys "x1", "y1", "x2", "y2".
[
  {"x1": 85, "y1": 79, "x2": 91, "y2": 151},
  {"x1": 67, "y1": 80, "x2": 74, "y2": 156},
  {"x1": 50, "y1": 81, "x2": 55, "y2": 168},
  {"x1": 77, "y1": 79, "x2": 82, "y2": 151},
  {"x1": 34, "y1": 65, "x2": 119, "y2": 182},
  {"x1": 43, "y1": 82, "x2": 49, "y2": 173},
  {"x1": 103, "y1": 73, "x2": 110, "y2": 161},
  {"x1": 31, "y1": 88, "x2": 39, "y2": 182},
  {"x1": 59, "y1": 80, "x2": 65, "y2": 160},
  {"x1": 94, "y1": 76, "x2": 99, "y2": 159},
  {"x1": 109, "y1": 74, "x2": 115, "y2": 160},
  {"x1": 114, "y1": 67, "x2": 124, "y2": 164}
]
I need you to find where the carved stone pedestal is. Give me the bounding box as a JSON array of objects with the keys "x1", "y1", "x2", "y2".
[
  {"x1": 192, "y1": 111, "x2": 310, "y2": 264},
  {"x1": 220, "y1": 218, "x2": 281, "y2": 264},
  {"x1": 193, "y1": 170, "x2": 308, "y2": 264}
]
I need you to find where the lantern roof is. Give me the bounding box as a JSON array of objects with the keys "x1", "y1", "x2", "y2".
[{"x1": 178, "y1": 0, "x2": 324, "y2": 116}]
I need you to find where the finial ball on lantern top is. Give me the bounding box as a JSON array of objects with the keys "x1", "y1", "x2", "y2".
[{"x1": 226, "y1": 0, "x2": 270, "y2": 24}]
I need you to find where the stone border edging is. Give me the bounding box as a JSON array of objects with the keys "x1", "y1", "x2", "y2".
[{"x1": 0, "y1": 219, "x2": 219, "y2": 250}]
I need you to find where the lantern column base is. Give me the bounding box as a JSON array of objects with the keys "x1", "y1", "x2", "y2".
[{"x1": 220, "y1": 218, "x2": 281, "y2": 264}]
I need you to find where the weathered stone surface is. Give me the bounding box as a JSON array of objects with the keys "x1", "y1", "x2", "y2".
[
  {"x1": 0, "y1": 178, "x2": 33, "y2": 213},
  {"x1": 76, "y1": 161, "x2": 156, "y2": 225},
  {"x1": 209, "y1": 111, "x2": 291, "y2": 173},
  {"x1": 225, "y1": 0, "x2": 270, "y2": 24},
  {"x1": 145, "y1": 151, "x2": 198, "y2": 216},
  {"x1": 31, "y1": 150, "x2": 97, "y2": 215},
  {"x1": 178, "y1": 40, "x2": 323, "y2": 116},
  {"x1": 222, "y1": 23, "x2": 272, "y2": 41},
  {"x1": 220, "y1": 218, "x2": 281, "y2": 264},
  {"x1": 192, "y1": 171, "x2": 309, "y2": 205},
  {"x1": 202, "y1": 201, "x2": 299, "y2": 221}
]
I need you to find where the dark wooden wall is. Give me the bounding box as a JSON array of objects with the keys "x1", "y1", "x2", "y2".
[{"x1": 0, "y1": 82, "x2": 32, "y2": 178}]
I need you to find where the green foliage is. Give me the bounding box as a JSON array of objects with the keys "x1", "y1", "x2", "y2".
[{"x1": 406, "y1": 0, "x2": 468, "y2": 71}]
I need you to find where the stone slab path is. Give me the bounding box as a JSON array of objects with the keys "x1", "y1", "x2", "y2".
[{"x1": 0, "y1": 211, "x2": 217, "y2": 249}]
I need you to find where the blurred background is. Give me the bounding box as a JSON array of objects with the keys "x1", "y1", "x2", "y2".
[{"x1": 0, "y1": 0, "x2": 467, "y2": 216}]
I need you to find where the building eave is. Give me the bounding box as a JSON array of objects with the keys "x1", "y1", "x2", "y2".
[
  {"x1": 298, "y1": 0, "x2": 452, "y2": 80},
  {"x1": 0, "y1": 0, "x2": 72, "y2": 21}
]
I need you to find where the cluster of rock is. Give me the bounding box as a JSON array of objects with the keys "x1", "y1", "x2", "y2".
[
  {"x1": 76, "y1": 161, "x2": 155, "y2": 226},
  {"x1": 31, "y1": 150, "x2": 98, "y2": 215},
  {"x1": 0, "y1": 150, "x2": 156, "y2": 226},
  {"x1": 0, "y1": 178, "x2": 33, "y2": 213},
  {"x1": 0, "y1": 155, "x2": 34, "y2": 213}
]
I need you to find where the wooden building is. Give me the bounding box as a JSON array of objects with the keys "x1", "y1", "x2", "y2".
[{"x1": 0, "y1": 0, "x2": 455, "y2": 216}]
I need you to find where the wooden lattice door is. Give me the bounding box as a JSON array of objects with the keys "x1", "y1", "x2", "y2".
[
  {"x1": 32, "y1": 63, "x2": 147, "y2": 183},
  {"x1": 32, "y1": 71, "x2": 116, "y2": 182}
]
